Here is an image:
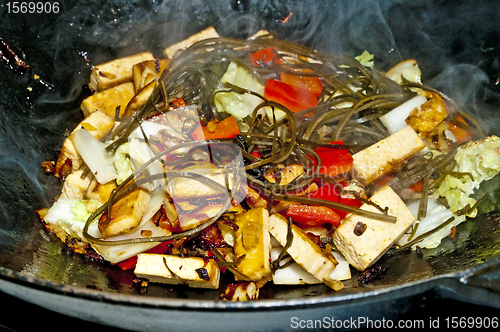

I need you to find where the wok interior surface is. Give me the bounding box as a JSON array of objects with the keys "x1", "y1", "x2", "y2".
[{"x1": 1, "y1": 0, "x2": 500, "y2": 311}]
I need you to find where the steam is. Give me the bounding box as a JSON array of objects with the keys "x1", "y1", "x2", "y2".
[{"x1": 30, "y1": 0, "x2": 500, "y2": 199}]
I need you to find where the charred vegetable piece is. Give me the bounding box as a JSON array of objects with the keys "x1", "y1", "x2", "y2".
[
  {"x1": 134, "y1": 253, "x2": 220, "y2": 289},
  {"x1": 0, "y1": 37, "x2": 28, "y2": 74},
  {"x1": 357, "y1": 266, "x2": 389, "y2": 284},
  {"x1": 222, "y1": 282, "x2": 259, "y2": 301}
]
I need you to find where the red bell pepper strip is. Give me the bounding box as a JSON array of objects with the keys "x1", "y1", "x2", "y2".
[
  {"x1": 249, "y1": 47, "x2": 281, "y2": 66},
  {"x1": 170, "y1": 97, "x2": 187, "y2": 108},
  {"x1": 264, "y1": 79, "x2": 318, "y2": 113},
  {"x1": 190, "y1": 116, "x2": 240, "y2": 141},
  {"x1": 280, "y1": 68, "x2": 323, "y2": 97},
  {"x1": 448, "y1": 114, "x2": 473, "y2": 145},
  {"x1": 287, "y1": 202, "x2": 341, "y2": 227},
  {"x1": 312, "y1": 140, "x2": 354, "y2": 177},
  {"x1": 308, "y1": 183, "x2": 363, "y2": 219}
]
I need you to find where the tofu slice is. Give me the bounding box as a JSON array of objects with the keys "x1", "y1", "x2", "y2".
[
  {"x1": 165, "y1": 161, "x2": 238, "y2": 199},
  {"x1": 234, "y1": 208, "x2": 271, "y2": 281},
  {"x1": 332, "y1": 185, "x2": 415, "y2": 271},
  {"x1": 55, "y1": 110, "x2": 115, "y2": 176},
  {"x1": 134, "y1": 253, "x2": 220, "y2": 289},
  {"x1": 60, "y1": 169, "x2": 92, "y2": 199},
  {"x1": 163, "y1": 26, "x2": 219, "y2": 59},
  {"x1": 98, "y1": 187, "x2": 151, "y2": 238},
  {"x1": 81, "y1": 82, "x2": 136, "y2": 118},
  {"x1": 271, "y1": 248, "x2": 351, "y2": 285},
  {"x1": 84, "y1": 180, "x2": 117, "y2": 204},
  {"x1": 263, "y1": 164, "x2": 304, "y2": 184},
  {"x1": 247, "y1": 30, "x2": 271, "y2": 39},
  {"x1": 132, "y1": 58, "x2": 171, "y2": 91},
  {"x1": 121, "y1": 80, "x2": 156, "y2": 118},
  {"x1": 352, "y1": 125, "x2": 425, "y2": 185},
  {"x1": 89, "y1": 51, "x2": 155, "y2": 92},
  {"x1": 269, "y1": 213, "x2": 338, "y2": 280}
]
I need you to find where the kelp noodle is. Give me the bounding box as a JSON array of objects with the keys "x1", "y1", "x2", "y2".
[{"x1": 82, "y1": 34, "x2": 482, "y2": 248}]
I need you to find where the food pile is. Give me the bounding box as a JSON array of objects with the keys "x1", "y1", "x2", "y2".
[{"x1": 37, "y1": 27, "x2": 500, "y2": 300}]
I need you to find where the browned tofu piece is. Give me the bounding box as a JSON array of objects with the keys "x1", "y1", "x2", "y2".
[
  {"x1": 134, "y1": 253, "x2": 220, "y2": 289},
  {"x1": 163, "y1": 26, "x2": 219, "y2": 59},
  {"x1": 60, "y1": 169, "x2": 92, "y2": 199},
  {"x1": 132, "y1": 59, "x2": 171, "y2": 91},
  {"x1": 245, "y1": 185, "x2": 269, "y2": 209},
  {"x1": 352, "y1": 125, "x2": 426, "y2": 185},
  {"x1": 89, "y1": 52, "x2": 154, "y2": 92},
  {"x1": 55, "y1": 110, "x2": 115, "y2": 176},
  {"x1": 85, "y1": 180, "x2": 117, "y2": 204},
  {"x1": 234, "y1": 208, "x2": 271, "y2": 281},
  {"x1": 332, "y1": 185, "x2": 415, "y2": 271},
  {"x1": 263, "y1": 164, "x2": 304, "y2": 184},
  {"x1": 245, "y1": 164, "x2": 317, "y2": 210},
  {"x1": 166, "y1": 161, "x2": 238, "y2": 199},
  {"x1": 121, "y1": 80, "x2": 156, "y2": 117},
  {"x1": 406, "y1": 91, "x2": 449, "y2": 137},
  {"x1": 98, "y1": 187, "x2": 151, "y2": 238},
  {"x1": 269, "y1": 213, "x2": 337, "y2": 280},
  {"x1": 80, "y1": 82, "x2": 136, "y2": 118}
]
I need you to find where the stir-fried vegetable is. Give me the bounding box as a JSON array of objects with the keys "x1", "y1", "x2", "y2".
[{"x1": 37, "y1": 27, "x2": 496, "y2": 300}]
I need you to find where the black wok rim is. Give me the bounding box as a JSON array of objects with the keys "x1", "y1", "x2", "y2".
[{"x1": 1, "y1": 256, "x2": 500, "y2": 311}]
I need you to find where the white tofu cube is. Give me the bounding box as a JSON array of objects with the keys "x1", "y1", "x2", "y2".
[
  {"x1": 332, "y1": 185, "x2": 415, "y2": 271},
  {"x1": 352, "y1": 125, "x2": 425, "y2": 185},
  {"x1": 163, "y1": 26, "x2": 219, "y2": 59}
]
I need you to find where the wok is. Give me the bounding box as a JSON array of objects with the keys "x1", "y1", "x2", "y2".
[{"x1": 1, "y1": 0, "x2": 500, "y2": 330}]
